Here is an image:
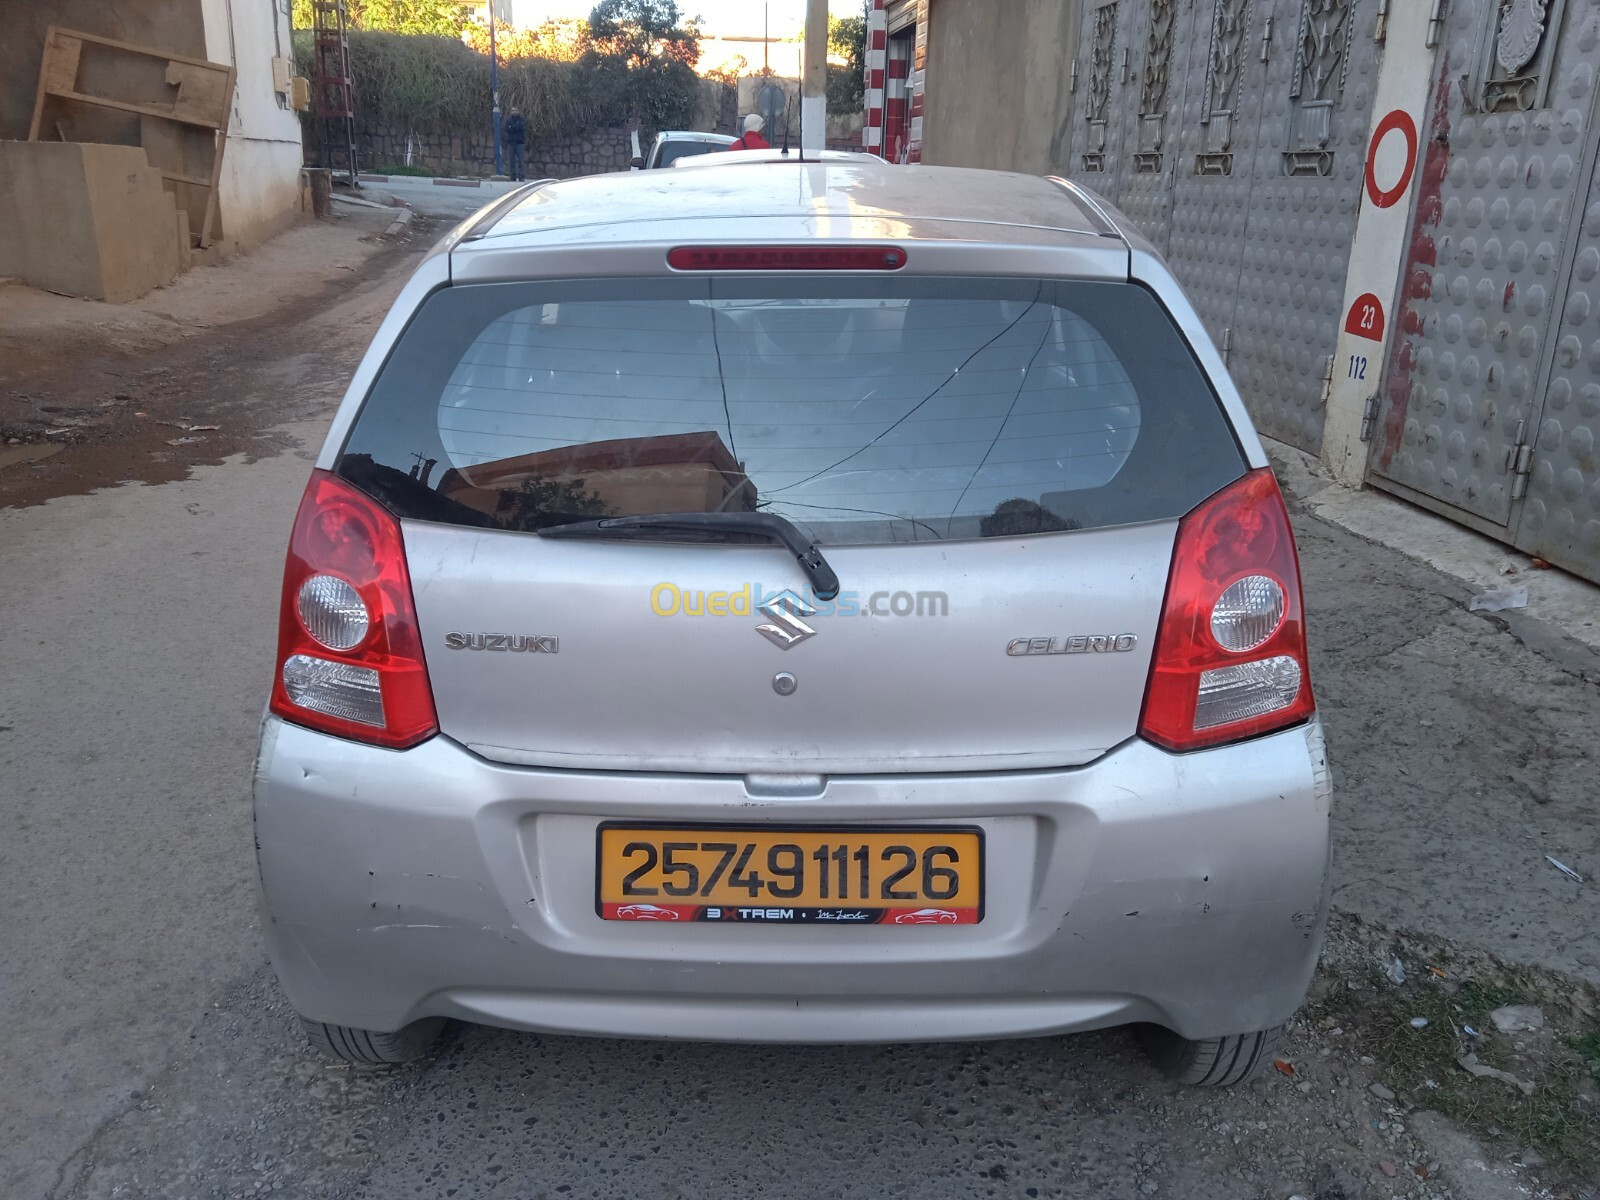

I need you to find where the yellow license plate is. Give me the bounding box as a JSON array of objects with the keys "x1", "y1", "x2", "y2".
[{"x1": 596, "y1": 824, "x2": 984, "y2": 925}]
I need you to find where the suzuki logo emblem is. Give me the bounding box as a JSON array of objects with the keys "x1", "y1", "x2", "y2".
[{"x1": 755, "y1": 590, "x2": 817, "y2": 650}]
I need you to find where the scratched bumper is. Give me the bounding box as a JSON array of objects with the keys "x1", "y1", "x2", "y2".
[{"x1": 253, "y1": 717, "x2": 1331, "y2": 1043}]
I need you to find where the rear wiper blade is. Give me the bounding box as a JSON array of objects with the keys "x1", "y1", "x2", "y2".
[{"x1": 538, "y1": 511, "x2": 840, "y2": 601}]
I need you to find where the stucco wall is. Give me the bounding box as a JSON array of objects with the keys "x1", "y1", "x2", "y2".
[
  {"x1": 200, "y1": 0, "x2": 305, "y2": 249},
  {"x1": 917, "y1": 0, "x2": 1079, "y2": 175}
]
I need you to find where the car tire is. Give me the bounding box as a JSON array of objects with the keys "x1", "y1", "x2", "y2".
[
  {"x1": 1139, "y1": 1024, "x2": 1281, "y2": 1087},
  {"x1": 300, "y1": 1016, "x2": 445, "y2": 1065}
]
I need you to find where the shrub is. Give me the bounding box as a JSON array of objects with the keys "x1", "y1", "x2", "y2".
[{"x1": 294, "y1": 23, "x2": 708, "y2": 148}]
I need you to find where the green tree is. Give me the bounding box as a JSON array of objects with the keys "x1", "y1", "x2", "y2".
[
  {"x1": 576, "y1": 0, "x2": 703, "y2": 129},
  {"x1": 292, "y1": 0, "x2": 464, "y2": 36},
  {"x1": 585, "y1": 0, "x2": 700, "y2": 67},
  {"x1": 826, "y1": 5, "x2": 867, "y2": 114}
]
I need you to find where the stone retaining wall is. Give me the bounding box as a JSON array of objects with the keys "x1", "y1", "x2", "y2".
[{"x1": 349, "y1": 122, "x2": 639, "y2": 179}]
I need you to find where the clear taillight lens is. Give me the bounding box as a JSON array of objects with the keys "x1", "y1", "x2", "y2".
[
  {"x1": 1195, "y1": 656, "x2": 1304, "y2": 729},
  {"x1": 297, "y1": 574, "x2": 370, "y2": 650},
  {"x1": 282, "y1": 654, "x2": 384, "y2": 727},
  {"x1": 1209, "y1": 574, "x2": 1285, "y2": 652}
]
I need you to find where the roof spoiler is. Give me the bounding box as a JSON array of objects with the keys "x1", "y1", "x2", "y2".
[
  {"x1": 1042, "y1": 177, "x2": 1122, "y2": 239},
  {"x1": 457, "y1": 179, "x2": 556, "y2": 243}
]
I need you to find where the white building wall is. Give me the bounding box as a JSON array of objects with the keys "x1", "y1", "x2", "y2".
[{"x1": 201, "y1": 0, "x2": 305, "y2": 248}]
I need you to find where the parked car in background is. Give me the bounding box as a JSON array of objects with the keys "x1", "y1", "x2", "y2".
[
  {"x1": 632, "y1": 130, "x2": 737, "y2": 169},
  {"x1": 255, "y1": 160, "x2": 1331, "y2": 1086}
]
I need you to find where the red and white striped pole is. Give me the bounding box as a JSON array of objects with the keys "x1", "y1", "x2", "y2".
[{"x1": 862, "y1": 0, "x2": 886, "y2": 156}]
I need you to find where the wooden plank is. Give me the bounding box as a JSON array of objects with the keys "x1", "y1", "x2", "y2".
[
  {"x1": 45, "y1": 26, "x2": 237, "y2": 74},
  {"x1": 197, "y1": 66, "x2": 236, "y2": 247},
  {"x1": 157, "y1": 169, "x2": 214, "y2": 188},
  {"x1": 27, "y1": 28, "x2": 78, "y2": 139},
  {"x1": 141, "y1": 116, "x2": 209, "y2": 245},
  {"x1": 42, "y1": 87, "x2": 225, "y2": 129},
  {"x1": 165, "y1": 62, "x2": 232, "y2": 128},
  {"x1": 43, "y1": 31, "x2": 83, "y2": 94}
]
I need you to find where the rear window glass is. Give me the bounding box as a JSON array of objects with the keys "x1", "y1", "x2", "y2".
[{"x1": 338, "y1": 277, "x2": 1244, "y2": 544}]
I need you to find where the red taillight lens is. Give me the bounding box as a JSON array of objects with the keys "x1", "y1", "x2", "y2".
[
  {"x1": 1139, "y1": 468, "x2": 1314, "y2": 752},
  {"x1": 268, "y1": 470, "x2": 438, "y2": 749},
  {"x1": 667, "y1": 245, "x2": 906, "y2": 271}
]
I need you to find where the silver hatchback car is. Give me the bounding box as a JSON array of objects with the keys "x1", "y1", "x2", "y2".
[{"x1": 255, "y1": 161, "x2": 1331, "y2": 1086}]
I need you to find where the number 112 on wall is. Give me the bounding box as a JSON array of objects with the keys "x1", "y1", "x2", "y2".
[{"x1": 1347, "y1": 353, "x2": 1368, "y2": 381}]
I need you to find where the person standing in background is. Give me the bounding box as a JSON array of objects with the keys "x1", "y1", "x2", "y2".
[
  {"x1": 732, "y1": 113, "x2": 770, "y2": 151},
  {"x1": 504, "y1": 107, "x2": 527, "y2": 180}
]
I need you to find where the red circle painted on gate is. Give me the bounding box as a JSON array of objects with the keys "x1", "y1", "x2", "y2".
[
  {"x1": 1344, "y1": 292, "x2": 1386, "y2": 341},
  {"x1": 1365, "y1": 109, "x2": 1418, "y2": 209}
]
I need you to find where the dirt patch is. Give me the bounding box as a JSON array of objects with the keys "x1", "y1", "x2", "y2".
[
  {"x1": 1308, "y1": 914, "x2": 1600, "y2": 1189},
  {"x1": 0, "y1": 207, "x2": 432, "y2": 509}
]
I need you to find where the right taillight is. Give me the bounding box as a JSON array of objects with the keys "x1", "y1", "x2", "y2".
[
  {"x1": 1139, "y1": 468, "x2": 1314, "y2": 752},
  {"x1": 268, "y1": 470, "x2": 438, "y2": 749}
]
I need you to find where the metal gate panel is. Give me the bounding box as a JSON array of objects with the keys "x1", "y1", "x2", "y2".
[
  {"x1": 1100, "y1": 0, "x2": 1196, "y2": 253},
  {"x1": 1165, "y1": 0, "x2": 1274, "y2": 352},
  {"x1": 1069, "y1": 1, "x2": 1134, "y2": 191},
  {"x1": 1228, "y1": 0, "x2": 1382, "y2": 452},
  {"x1": 1369, "y1": 0, "x2": 1600, "y2": 529},
  {"x1": 1512, "y1": 23, "x2": 1600, "y2": 579}
]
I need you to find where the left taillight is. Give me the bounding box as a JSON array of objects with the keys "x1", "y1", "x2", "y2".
[{"x1": 268, "y1": 470, "x2": 438, "y2": 749}]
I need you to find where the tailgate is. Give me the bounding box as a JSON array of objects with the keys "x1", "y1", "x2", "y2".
[{"x1": 406, "y1": 519, "x2": 1175, "y2": 773}]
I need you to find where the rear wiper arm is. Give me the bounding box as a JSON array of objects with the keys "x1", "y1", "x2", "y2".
[{"x1": 538, "y1": 512, "x2": 840, "y2": 601}]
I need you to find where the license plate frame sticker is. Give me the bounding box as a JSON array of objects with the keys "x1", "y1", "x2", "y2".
[{"x1": 595, "y1": 823, "x2": 984, "y2": 925}]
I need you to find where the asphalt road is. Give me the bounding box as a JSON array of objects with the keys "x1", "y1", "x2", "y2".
[
  {"x1": 353, "y1": 175, "x2": 545, "y2": 223},
  {"x1": 2, "y1": 203, "x2": 1596, "y2": 1200}
]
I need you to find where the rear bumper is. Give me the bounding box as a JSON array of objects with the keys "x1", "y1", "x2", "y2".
[{"x1": 253, "y1": 717, "x2": 1332, "y2": 1043}]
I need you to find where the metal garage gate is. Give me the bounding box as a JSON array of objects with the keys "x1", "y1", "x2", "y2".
[
  {"x1": 1367, "y1": 0, "x2": 1600, "y2": 582},
  {"x1": 1068, "y1": 0, "x2": 1382, "y2": 454}
]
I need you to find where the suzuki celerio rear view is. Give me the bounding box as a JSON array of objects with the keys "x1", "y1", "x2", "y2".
[{"x1": 254, "y1": 161, "x2": 1330, "y2": 1085}]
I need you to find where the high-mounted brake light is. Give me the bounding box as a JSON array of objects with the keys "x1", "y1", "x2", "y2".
[
  {"x1": 269, "y1": 470, "x2": 438, "y2": 749},
  {"x1": 667, "y1": 245, "x2": 906, "y2": 271},
  {"x1": 1139, "y1": 468, "x2": 1314, "y2": 752}
]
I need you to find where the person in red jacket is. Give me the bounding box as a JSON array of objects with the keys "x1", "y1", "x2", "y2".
[{"x1": 732, "y1": 113, "x2": 770, "y2": 151}]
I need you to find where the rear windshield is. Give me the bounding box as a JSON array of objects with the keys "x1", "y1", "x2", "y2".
[{"x1": 338, "y1": 277, "x2": 1245, "y2": 544}]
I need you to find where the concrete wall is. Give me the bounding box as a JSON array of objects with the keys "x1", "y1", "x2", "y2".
[
  {"x1": 0, "y1": 142, "x2": 186, "y2": 302},
  {"x1": 918, "y1": 0, "x2": 1079, "y2": 175},
  {"x1": 200, "y1": 0, "x2": 305, "y2": 249}
]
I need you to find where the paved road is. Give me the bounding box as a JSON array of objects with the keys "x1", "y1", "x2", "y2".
[
  {"x1": 355, "y1": 174, "x2": 576, "y2": 223},
  {"x1": 2, "y1": 216, "x2": 1596, "y2": 1199}
]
